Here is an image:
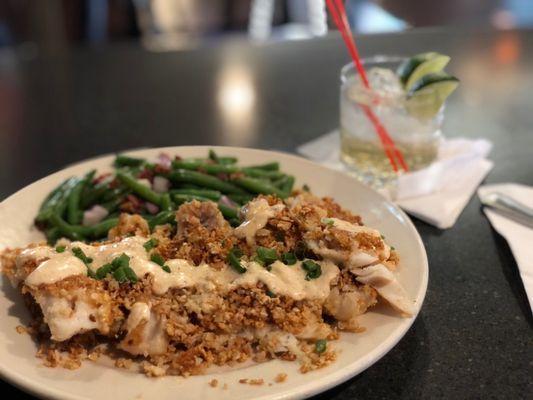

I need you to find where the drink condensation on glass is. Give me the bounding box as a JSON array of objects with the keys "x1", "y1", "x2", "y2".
[{"x1": 340, "y1": 56, "x2": 443, "y2": 187}]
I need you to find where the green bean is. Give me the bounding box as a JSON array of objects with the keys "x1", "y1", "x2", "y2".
[
  {"x1": 229, "y1": 218, "x2": 241, "y2": 227},
  {"x1": 160, "y1": 193, "x2": 173, "y2": 211},
  {"x1": 49, "y1": 214, "x2": 118, "y2": 240},
  {"x1": 67, "y1": 170, "x2": 95, "y2": 224},
  {"x1": 242, "y1": 168, "x2": 285, "y2": 179},
  {"x1": 39, "y1": 178, "x2": 70, "y2": 212},
  {"x1": 36, "y1": 177, "x2": 79, "y2": 223},
  {"x1": 100, "y1": 199, "x2": 120, "y2": 213},
  {"x1": 116, "y1": 171, "x2": 162, "y2": 205},
  {"x1": 217, "y1": 156, "x2": 238, "y2": 165},
  {"x1": 80, "y1": 182, "x2": 109, "y2": 209},
  {"x1": 217, "y1": 203, "x2": 239, "y2": 220},
  {"x1": 172, "y1": 161, "x2": 282, "y2": 180},
  {"x1": 171, "y1": 160, "x2": 202, "y2": 170},
  {"x1": 231, "y1": 176, "x2": 287, "y2": 198},
  {"x1": 148, "y1": 210, "x2": 175, "y2": 230},
  {"x1": 114, "y1": 155, "x2": 145, "y2": 167},
  {"x1": 227, "y1": 193, "x2": 254, "y2": 205},
  {"x1": 172, "y1": 161, "x2": 238, "y2": 175},
  {"x1": 182, "y1": 156, "x2": 237, "y2": 165},
  {"x1": 178, "y1": 183, "x2": 205, "y2": 190},
  {"x1": 45, "y1": 227, "x2": 61, "y2": 245},
  {"x1": 172, "y1": 194, "x2": 212, "y2": 205},
  {"x1": 101, "y1": 187, "x2": 128, "y2": 202},
  {"x1": 89, "y1": 218, "x2": 119, "y2": 238},
  {"x1": 170, "y1": 188, "x2": 221, "y2": 201},
  {"x1": 169, "y1": 170, "x2": 247, "y2": 195},
  {"x1": 277, "y1": 175, "x2": 295, "y2": 194},
  {"x1": 246, "y1": 162, "x2": 279, "y2": 171}
]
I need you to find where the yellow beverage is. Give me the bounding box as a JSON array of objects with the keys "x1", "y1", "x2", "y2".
[{"x1": 340, "y1": 59, "x2": 443, "y2": 187}]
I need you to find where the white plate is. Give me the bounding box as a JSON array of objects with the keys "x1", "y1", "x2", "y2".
[{"x1": 0, "y1": 146, "x2": 428, "y2": 400}]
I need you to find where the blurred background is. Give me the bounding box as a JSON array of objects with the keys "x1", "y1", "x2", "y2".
[{"x1": 0, "y1": 0, "x2": 532, "y2": 50}]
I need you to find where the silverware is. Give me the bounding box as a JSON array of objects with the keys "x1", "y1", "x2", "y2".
[{"x1": 479, "y1": 191, "x2": 533, "y2": 229}]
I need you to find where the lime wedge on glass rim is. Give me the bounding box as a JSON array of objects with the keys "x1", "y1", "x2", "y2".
[
  {"x1": 405, "y1": 72, "x2": 459, "y2": 120},
  {"x1": 397, "y1": 52, "x2": 451, "y2": 90}
]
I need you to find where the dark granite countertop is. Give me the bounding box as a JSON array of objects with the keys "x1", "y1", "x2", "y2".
[{"x1": 0, "y1": 28, "x2": 531, "y2": 399}]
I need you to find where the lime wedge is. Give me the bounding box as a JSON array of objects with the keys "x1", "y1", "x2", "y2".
[
  {"x1": 406, "y1": 72, "x2": 459, "y2": 119},
  {"x1": 397, "y1": 52, "x2": 451, "y2": 90}
]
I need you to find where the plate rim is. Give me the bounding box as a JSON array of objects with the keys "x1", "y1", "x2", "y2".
[{"x1": 0, "y1": 145, "x2": 429, "y2": 400}]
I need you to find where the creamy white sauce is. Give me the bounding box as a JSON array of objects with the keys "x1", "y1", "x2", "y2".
[
  {"x1": 235, "y1": 260, "x2": 339, "y2": 301},
  {"x1": 25, "y1": 254, "x2": 87, "y2": 287},
  {"x1": 351, "y1": 264, "x2": 415, "y2": 316},
  {"x1": 34, "y1": 292, "x2": 100, "y2": 341},
  {"x1": 18, "y1": 236, "x2": 338, "y2": 302},
  {"x1": 235, "y1": 198, "x2": 285, "y2": 245}
]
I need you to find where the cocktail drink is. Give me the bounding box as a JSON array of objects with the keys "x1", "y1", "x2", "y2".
[{"x1": 340, "y1": 54, "x2": 458, "y2": 187}]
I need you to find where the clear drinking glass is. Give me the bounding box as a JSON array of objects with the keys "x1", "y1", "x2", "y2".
[{"x1": 340, "y1": 56, "x2": 444, "y2": 188}]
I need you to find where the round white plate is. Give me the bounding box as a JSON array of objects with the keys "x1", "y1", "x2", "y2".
[{"x1": 0, "y1": 146, "x2": 428, "y2": 400}]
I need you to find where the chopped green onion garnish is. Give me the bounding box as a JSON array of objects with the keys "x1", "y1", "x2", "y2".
[
  {"x1": 380, "y1": 234, "x2": 385, "y2": 239},
  {"x1": 150, "y1": 253, "x2": 165, "y2": 266},
  {"x1": 281, "y1": 252, "x2": 297, "y2": 265},
  {"x1": 266, "y1": 290, "x2": 276, "y2": 298},
  {"x1": 322, "y1": 218, "x2": 335, "y2": 227},
  {"x1": 55, "y1": 245, "x2": 66, "y2": 253},
  {"x1": 162, "y1": 265, "x2": 171, "y2": 273},
  {"x1": 72, "y1": 247, "x2": 93, "y2": 265},
  {"x1": 302, "y1": 184, "x2": 310, "y2": 192},
  {"x1": 143, "y1": 238, "x2": 159, "y2": 252},
  {"x1": 112, "y1": 253, "x2": 130, "y2": 270},
  {"x1": 95, "y1": 263, "x2": 114, "y2": 280},
  {"x1": 113, "y1": 267, "x2": 127, "y2": 283},
  {"x1": 256, "y1": 247, "x2": 278, "y2": 266},
  {"x1": 86, "y1": 267, "x2": 96, "y2": 279},
  {"x1": 123, "y1": 265, "x2": 138, "y2": 283},
  {"x1": 315, "y1": 339, "x2": 327, "y2": 354},
  {"x1": 227, "y1": 247, "x2": 246, "y2": 274},
  {"x1": 302, "y1": 260, "x2": 322, "y2": 280},
  {"x1": 391, "y1": 246, "x2": 396, "y2": 251}
]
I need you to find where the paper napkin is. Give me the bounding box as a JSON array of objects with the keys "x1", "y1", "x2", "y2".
[
  {"x1": 297, "y1": 131, "x2": 493, "y2": 229},
  {"x1": 477, "y1": 183, "x2": 533, "y2": 314}
]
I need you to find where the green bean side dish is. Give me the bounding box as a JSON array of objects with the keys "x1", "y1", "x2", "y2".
[{"x1": 35, "y1": 150, "x2": 296, "y2": 244}]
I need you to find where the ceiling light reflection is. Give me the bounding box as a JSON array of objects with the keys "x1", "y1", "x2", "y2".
[{"x1": 217, "y1": 65, "x2": 256, "y2": 145}]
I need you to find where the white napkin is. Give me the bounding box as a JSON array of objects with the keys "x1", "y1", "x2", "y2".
[
  {"x1": 477, "y1": 184, "x2": 533, "y2": 314},
  {"x1": 297, "y1": 131, "x2": 493, "y2": 229}
]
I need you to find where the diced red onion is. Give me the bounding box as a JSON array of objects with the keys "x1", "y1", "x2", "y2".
[
  {"x1": 152, "y1": 176, "x2": 170, "y2": 193},
  {"x1": 145, "y1": 202, "x2": 159, "y2": 215},
  {"x1": 219, "y1": 195, "x2": 238, "y2": 208},
  {"x1": 82, "y1": 205, "x2": 109, "y2": 226},
  {"x1": 157, "y1": 153, "x2": 172, "y2": 169}
]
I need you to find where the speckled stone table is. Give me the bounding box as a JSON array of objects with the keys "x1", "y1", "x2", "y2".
[{"x1": 0, "y1": 28, "x2": 531, "y2": 399}]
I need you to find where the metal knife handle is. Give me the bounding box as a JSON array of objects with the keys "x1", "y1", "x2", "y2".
[{"x1": 480, "y1": 191, "x2": 533, "y2": 228}]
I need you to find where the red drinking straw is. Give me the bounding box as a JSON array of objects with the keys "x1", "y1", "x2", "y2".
[{"x1": 326, "y1": 0, "x2": 409, "y2": 172}]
